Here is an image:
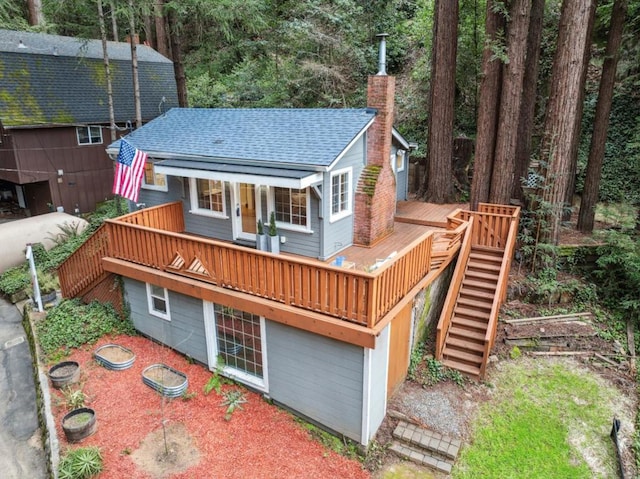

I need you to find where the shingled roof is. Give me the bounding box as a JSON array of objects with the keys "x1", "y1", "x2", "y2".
[
  {"x1": 0, "y1": 29, "x2": 178, "y2": 128},
  {"x1": 109, "y1": 107, "x2": 378, "y2": 169}
]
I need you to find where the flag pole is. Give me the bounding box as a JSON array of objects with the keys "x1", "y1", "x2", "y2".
[{"x1": 26, "y1": 244, "x2": 43, "y2": 312}]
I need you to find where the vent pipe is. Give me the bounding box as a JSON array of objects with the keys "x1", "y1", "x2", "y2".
[{"x1": 376, "y1": 33, "x2": 389, "y2": 76}]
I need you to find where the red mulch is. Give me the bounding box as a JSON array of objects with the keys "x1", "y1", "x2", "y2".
[{"x1": 52, "y1": 334, "x2": 370, "y2": 479}]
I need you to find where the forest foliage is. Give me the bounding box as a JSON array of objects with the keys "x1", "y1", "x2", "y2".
[{"x1": 1, "y1": 0, "x2": 639, "y2": 208}]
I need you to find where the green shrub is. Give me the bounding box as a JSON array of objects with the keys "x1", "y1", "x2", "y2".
[
  {"x1": 58, "y1": 446, "x2": 103, "y2": 479},
  {"x1": 0, "y1": 265, "x2": 30, "y2": 296},
  {"x1": 37, "y1": 299, "x2": 134, "y2": 359}
]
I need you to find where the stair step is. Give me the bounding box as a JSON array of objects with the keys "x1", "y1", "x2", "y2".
[
  {"x1": 392, "y1": 421, "x2": 461, "y2": 459},
  {"x1": 472, "y1": 245, "x2": 504, "y2": 254},
  {"x1": 449, "y1": 326, "x2": 486, "y2": 341},
  {"x1": 469, "y1": 251, "x2": 503, "y2": 263},
  {"x1": 446, "y1": 336, "x2": 485, "y2": 352},
  {"x1": 467, "y1": 260, "x2": 502, "y2": 272},
  {"x1": 453, "y1": 307, "x2": 490, "y2": 321},
  {"x1": 443, "y1": 347, "x2": 484, "y2": 364},
  {"x1": 442, "y1": 358, "x2": 482, "y2": 378},
  {"x1": 462, "y1": 278, "x2": 498, "y2": 292},
  {"x1": 465, "y1": 269, "x2": 500, "y2": 282},
  {"x1": 389, "y1": 442, "x2": 453, "y2": 474},
  {"x1": 456, "y1": 296, "x2": 493, "y2": 310},
  {"x1": 459, "y1": 288, "x2": 495, "y2": 301}
]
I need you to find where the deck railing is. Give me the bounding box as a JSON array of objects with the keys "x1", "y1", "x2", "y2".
[
  {"x1": 435, "y1": 216, "x2": 474, "y2": 358},
  {"x1": 60, "y1": 202, "x2": 439, "y2": 328}
]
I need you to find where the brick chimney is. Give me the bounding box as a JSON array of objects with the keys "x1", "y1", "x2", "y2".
[{"x1": 353, "y1": 34, "x2": 397, "y2": 246}]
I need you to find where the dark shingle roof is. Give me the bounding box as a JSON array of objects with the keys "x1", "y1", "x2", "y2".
[
  {"x1": 0, "y1": 29, "x2": 178, "y2": 127},
  {"x1": 114, "y1": 108, "x2": 377, "y2": 168}
]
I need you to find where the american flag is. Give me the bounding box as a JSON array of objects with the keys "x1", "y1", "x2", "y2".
[{"x1": 112, "y1": 139, "x2": 148, "y2": 202}]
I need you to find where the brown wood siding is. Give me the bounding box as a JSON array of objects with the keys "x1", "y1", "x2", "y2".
[
  {"x1": 0, "y1": 131, "x2": 19, "y2": 183},
  {"x1": 386, "y1": 301, "x2": 413, "y2": 398},
  {"x1": 80, "y1": 273, "x2": 125, "y2": 319},
  {"x1": 9, "y1": 127, "x2": 114, "y2": 214}
]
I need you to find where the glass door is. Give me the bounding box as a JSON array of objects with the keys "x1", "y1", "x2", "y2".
[{"x1": 235, "y1": 183, "x2": 258, "y2": 240}]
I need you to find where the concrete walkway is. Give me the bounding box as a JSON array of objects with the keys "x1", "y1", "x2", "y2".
[{"x1": 0, "y1": 298, "x2": 47, "y2": 478}]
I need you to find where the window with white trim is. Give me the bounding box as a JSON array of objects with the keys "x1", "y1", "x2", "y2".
[
  {"x1": 142, "y1": 161, "x2": 168, "y2": 191},
  {"x1": 146, "y1": 283, "x2": 170, "y2": 320},
  {"x1": 189, "y1": 178, "x2": 226, "y2": 217},
  {"x1": 273, "y1": 187, "x2": 308, "y2": 228},
  {"x1": 76, "y1": 126, "x2": 103, "y2": 145},
  {"x1": 330, "y1": 167, "x2": 351, "y2": 221},
  {"x1": 396, "y1": 149, "x2": 406, "y2": 172}
]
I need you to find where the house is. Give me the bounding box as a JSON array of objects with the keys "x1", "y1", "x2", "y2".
[
  {"x1": 58, "y1": 39, "x2": 519, "y2": 445},
  {"x1": 0, "y1": 29, "x2": 178, "y2": 216}
]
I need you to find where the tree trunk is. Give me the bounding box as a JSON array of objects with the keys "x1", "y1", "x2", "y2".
[
  {"x1": 26, "y1": 0, "x2": 44, "y2": 26},
  {"x1": 577, "y1": 0, "x2": 627, "y2": 232},
  {"x1": 167, "y1": 8, "x2": 188, "y2": 107},
  {"x1": 128, "y1": 0, "x2": 142, "y2": 128},
  {"x1": 512, "y1": 0, "x2": 545, "y2": 203},
  {"x1": 109, "y1": 0, "x2": 119, "y2": 41},
  {"x1": 154, "y1": 0, "x2": 169, "y2": 57},
  {"x1": 562, "y1": 0, "x2": 596, "y2": 221},
  {"x1": 539, "y1": 0, "x2": 595, "y2": 245},
  {"x1": 489, "y1": 0, "x2": 532, "y2": 205},
  {"x1": 143, "y1": 14, "x2": 155, "y2": 49},
  {"x1": 469, "y1": 0, "x2": 505, "y2": 210},
  {"x1": 423, "y1": 0, "x2": 458, "y2": 203}
]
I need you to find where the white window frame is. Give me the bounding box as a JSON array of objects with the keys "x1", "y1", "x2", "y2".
[
  {"x1": 146, "y1": 283, "x2": 170, "y2": 321},
  {"x1": 269, "y1": 186, "x2": 312, "y2": 233},
  {"x1": 141, "y1": 161, "x2": 168, "y2": 192},
  {"x1": 76, "y1": 125, "x2": 103, "y2": 145},
  {"x1": 329, "y1": 167, "x2": 352, "y2": 223},
  {"x1": 189, "y1": 177, "x2": 228, "y2": 218},
  {"x1": 395, "y1": 149, "x2": 406, "y2": 172},
  {"x1": 203, "y1": 301, "x2": 268, "y2": 392}
]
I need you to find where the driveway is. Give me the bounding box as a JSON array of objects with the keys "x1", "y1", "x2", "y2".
[{"x1": 0, "y1": 297, "x2": 47, "y2": 478}]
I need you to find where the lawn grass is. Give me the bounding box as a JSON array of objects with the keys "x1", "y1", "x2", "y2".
[{"x1": 453, "y1": 358, "x2": 620, "y2": 479}]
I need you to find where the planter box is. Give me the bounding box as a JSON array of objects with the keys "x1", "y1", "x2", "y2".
[
  {"x1": 142, "y1": 364, "x2": 188, "y2": 398},
  {"x1": 62, "y1": 407, "x2": 97, "y2": 443},
  {"x1": 48, "y1": 361, "x2": 80, "y2": 389},
  {"x1": 94, "y1": 344, "x2": 136, "y2": 370}
]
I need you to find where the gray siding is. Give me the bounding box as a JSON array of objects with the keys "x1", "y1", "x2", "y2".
[
  {"x1": 391, "y1": 144, "x2": 409, "y2": 202},
  {"x1": 320, "y1": 135, "x2": 366, "y2": 260},
  {"x1": 274, "y1": 195, "x2": 321, "y2": 257},
  {"x1": 124, "y1": 278, "x2": 208, "y2": 364},
  {"x1": 133, "y1": 171, "x2": 183, "y2": 209},
  {"x1": 182, "y1": 179, "x2": 234, "y2": 241},
  {"x1": 265, "y1": 321, "x2": 364, "y2": 442},
  {"x1": 365, "y1": 324, "x2": 389, "y2": 443}
]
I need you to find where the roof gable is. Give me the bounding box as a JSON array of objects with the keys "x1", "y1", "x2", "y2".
[
  {"x1": 0, "y1": 29, "x2": 178, "y2": 127},
  {"x1": 113, "y1": 108, "x2": 378, "y2": 169}
]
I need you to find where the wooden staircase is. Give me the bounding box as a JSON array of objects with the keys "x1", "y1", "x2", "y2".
[
  {"x1": 435, "y1": 204, "x2": 521, "y2": 380},
  {"x1": 441, "y1": 246, "x2": 503, "y2": 377}
]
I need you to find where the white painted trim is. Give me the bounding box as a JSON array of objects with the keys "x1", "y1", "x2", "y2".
[
  {"x1": 382, "y1": 324, "x2": 390, "y2": 419},
  {"x1": 188, "y1": 177, "x2": 227, "y2": 218},
  {"x1": 267, "y1": 186, "x2": 312, "y2": 233},
  {"x1": 146, "y1": 283, "x2": 170, "y2": 321},
  {"x1": 141, "y1": 162, "x2": 168, "y2": 192},
  {"x1": 76, "y1": 125, "x2": 103, "y2": 145},
  {"x1": 154, "y1": 164, "x2": 323, "y2": 189},
  {"x1": 392, "y1": 127, "x2": 410, "y2": 150},
  {"x1": 203, "y1": 301, "x2": 217, "y2": 369},
  {"x1": 361, "y1": 344, "x2": 373, "y2": 445},
  {"x1": 329, "y1": 167, "x2": 352, "y2": 223}
]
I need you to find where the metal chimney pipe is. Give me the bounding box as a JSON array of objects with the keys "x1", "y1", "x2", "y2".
[{"x1": 376, "y1": 33, "x2": 389, "y2": 75}]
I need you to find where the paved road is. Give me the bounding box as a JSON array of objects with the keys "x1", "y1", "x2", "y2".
[{"x1": 0, "y1": 298, "x2": 48, "y2": 478}]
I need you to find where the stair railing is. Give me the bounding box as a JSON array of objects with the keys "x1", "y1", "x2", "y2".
[{"x1": 435, "y1": 216, "x2": 474, "y2": 360}]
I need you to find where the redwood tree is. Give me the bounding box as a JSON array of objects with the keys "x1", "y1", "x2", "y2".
[
  {"x1": 577, "y1": 0, "x2": 628, "y2": 232},
  {"x1": 423, "y1": 0, "x2": 458, "y2": 203},
  {"x1": 470, "y1": 0, "x2": 505, "y2": 210},
  {"x1": 539, "y1": 0, "x2": 595, "y2": 244},
  {"x1": 512, "y1": 0, "x2": 545, "y2": 203},
  {"x1": 489, "y1": 0, "x2": 532, "y2": 205}
]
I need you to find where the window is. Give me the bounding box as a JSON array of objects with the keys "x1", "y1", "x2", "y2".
[
  {"x1": 330, "y1": 167, "x2": 351, "y2": 221},
  {"x1": 146, "y1": 283, "x2": 170, "y2": 320},
  {"x1": 142, "y1": 162, "x2": 168, "y2": 191},
  {"x1": 396, "y1": 149, "x2": 406, "y2": 172},
  {"x1": 214, "y1": 305, "x2": 264, "y2": 381},
  {"x1": 274, "y1": 187, "x2": 308, "y2": 228},
  {"x1": 76, "y1": 126, "x2": 103, "y2": 145},
  {"x1": 189, "y1": 178, "x2": 226, "y2": 217}
]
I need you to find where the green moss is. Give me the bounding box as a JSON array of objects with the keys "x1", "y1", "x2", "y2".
[{"x1": 361, "y1": 165, "x2": 382, "y2": 197}]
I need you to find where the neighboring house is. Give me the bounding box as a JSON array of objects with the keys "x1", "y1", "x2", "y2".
[
  {"x1": 59, "y1": 43, "x2": 518, "y2": 446},
  {"x1": 0, "y1": 29, "x2": 178, "y2": 216}
]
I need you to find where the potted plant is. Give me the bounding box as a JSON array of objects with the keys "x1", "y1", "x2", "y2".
[
  {"x1": 268, "y1": 212, "x2": 279, "y2": 254},
  {"x1": 256, "y1": 219, "x2": 268, "y2": 251}
]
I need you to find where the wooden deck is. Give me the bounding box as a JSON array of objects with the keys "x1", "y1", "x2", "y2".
[{"x1": 395, "y1": 201, "x2": 468, "y2": 227}]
